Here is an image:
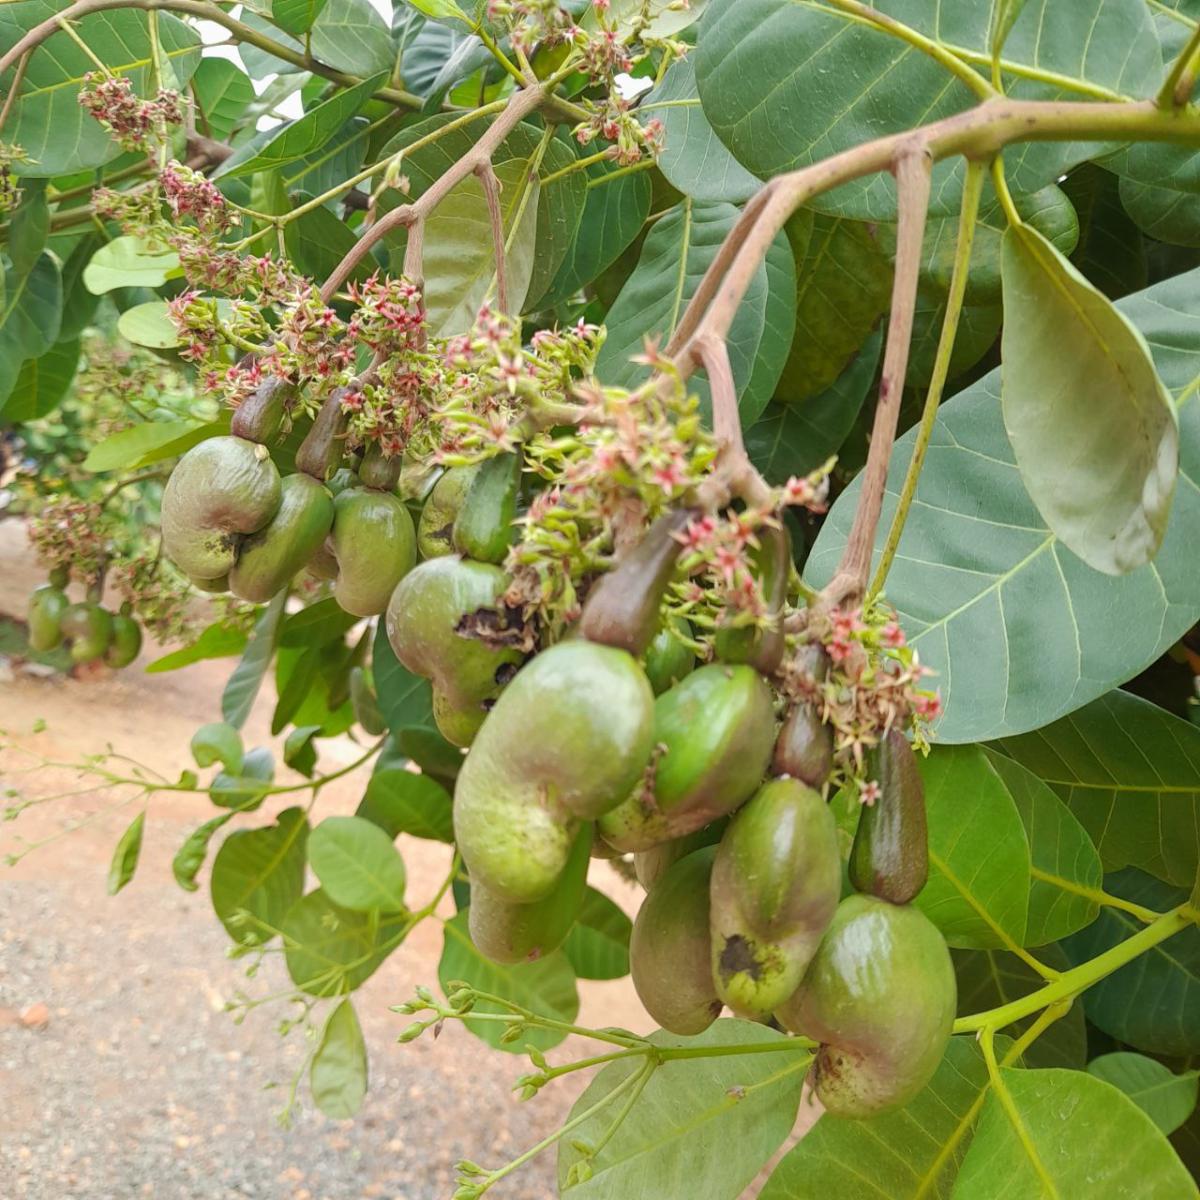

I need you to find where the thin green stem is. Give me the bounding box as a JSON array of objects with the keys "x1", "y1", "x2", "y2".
[
  {"x1": 871, "y1": 157, "x2": 986, "y2": 598},
  {"x1": 55, "y1": 15, "x2": 110, "y2": 73},
  {"x1": 475, "y1": 25, "x2": 527, "y2": 88},
  {"x1": 541, "y1": 147, "x2": 615, "y2": 186},
  {"x1": 585, "y1": 158, "x2": 656, "y2": 188},
  {"x1": 655, "y1": 1038, "x2": 816, "y2": 1062},
  {"x1": 992, "y1": 155, "x2": 1022, "y2": 226},
  {"x1": 1159, "y1": 18, "x2": 1200, "y2": 107},
  {"x1": 1028, "y1": 866, "x2": 1165, "y2": 924}
]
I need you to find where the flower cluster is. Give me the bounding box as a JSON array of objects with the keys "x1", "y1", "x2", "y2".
[
  {"x1": 574, "y1": 95, "x2": 665, "y2": 165},
  {"x1": 159, "y1": 162, "x2": 235, "y2": 234},
  {"x1": 78, "y1": 72, "x2": 183, "y2": 152},
  {"x1": 27, "y1": 498, "x2": 114, "y2": 584},
  {"x1": 0, "y1": 144, "x2": 30, "y2": 215}
]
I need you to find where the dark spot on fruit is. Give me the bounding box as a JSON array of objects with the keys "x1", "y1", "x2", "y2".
[
  {"x1": 494, "y1": 661, "x2": 518, "y2": 687},
  {"x1": 719, "y1": 935, "x2": 762, "y2": 980}
]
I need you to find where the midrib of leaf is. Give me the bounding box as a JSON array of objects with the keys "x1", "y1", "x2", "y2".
[
  {"x1": 22, "y1": 45, "x2": 197, "y2": 99},
  {"x1": 993, "y1": 1069, "x2": 1061, "y2": 1198},
  {"x1": 321, "y1": 839, "x2": 403, "y2": 909},
  {"x1": 228, "y1": 815, "x2": 304, "y2": 911},
  {"x1": 666, "y1": 196, "x2": 693, "y2": 336},
  {"x1": 928, "y1": 848, "x2": 1035, "y2": 961}
]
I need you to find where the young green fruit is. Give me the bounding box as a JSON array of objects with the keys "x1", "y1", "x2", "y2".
[
  {"x1": 189, "y1": 573, "x2": 229, "y2": 594},
  {"x1": 385, "y1": 556, "x2": 522, "y2": 747},
  {"x1": 598, "y1": 663, "x2": 775, "y2": 853},
  {"x1": 161, "y1": 436, "x2": 282, "y2": 581},
  {"x1": 710, "y1": 778, "x2": 840, "y2": 1017},
  {"x1": 331, "y1": 487, "x2": 417, "y2": 617},
  {"x1": 633, "y1": 818, "x2": 728, "y2": 891},
  {"x1": 325, "y1": 467, "x2": 360, "y2": 497},
  {"x1": 630, "y1": 847, "x2": 722, "y2": 1035},
  {"x1": 772, "y1": 701, "x2": 834, "y2": 788},
  {"x1": 229, "y1": 473, "x2": 335, "y2": 603},
  {"x1": 848, "y1": 729, "x2": 928, "y2": 905},
  {"x1": 642, "y1": 617, "x2": 695, "y2": 695},
  {"x1": 453, "y1": 641, "x2": 656, "y2": 902},
  {"x1": 417, "y1": 466, "x2": 477, "y2": 559},
  {"x1": 105, "y1": 613, "x2": 143, "y2": 668},
  {"x1": 61, "y1": 602, "x2": 114, "y2": 664},
  {"x1": 713, "y1": 524, "x2": 791, "y2": 675},
  {"x1": 468, "y1": 824, "x2": 593, "y2": 964},
  {"x1": 230, "y1": 376, "x2": 293, "y2": 444},
  {"x1": 579, "y1": 510, "x2": 690, "y2": 656},
  {"x1": 453, "y1": 451, "x2": 521, "y2": 564},
  {"x1": 776, "y1": 894, "x2": 955, "y2": 1118},
  {"x1": 48, "y1": 565, "x2": 70, "y2": 590},
  {"x1": 294, "y1": 389, "x2": 349, "y2": 481},
  {"x1": 357, "y1": 443, "x2": 404, "y2": 491},
  {"x1": 27, "y1": 584, "x2": 69, "y2": 652}
]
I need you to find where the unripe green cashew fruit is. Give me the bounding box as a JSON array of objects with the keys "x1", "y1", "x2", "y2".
[
  {"x1": 453, "y1": 641, "x2": 656, "y2": 902},
  {"x1": 713, "y1": 524, "x2": 791, "y2": 675},
  {"x1": 27, "y1": 584, "x2": 69, "y2": 652},
  {"x1": 633, "y1": 817, "x2": 728, "y2": 891},
  {"x1": 630, "y1": 846, "x2": 722, "y2": 1035},
  {"x1": 60, "y1": 602, "x2": 114, "y2": 664},
  {"x1": 105, "y1": 611, "x2": 143, "y2": 668},
  {"x1": 48, "y1": 565, "x2": 70, "y2": 589},
  {"x1": 598, "y1": 663, "x2": 775, "y2": 853},
  {"x1": 453, "y1": 451, "x2": 521, "y2": 564},
  {"x1": 468, "y1": 824, "x2": 593, "y2": 964},
  {"x1": 326, "y1": 467, "x2": 360, "y2": 497},
  {"x1": 642, "y1": 616, "x2": 695, "y2": 695},
  {"x1": 773, "y1": 701, "x2": 834, "y2": 788},
  {"x1": 849, "y1": 729, "x2": 928, "y2": 905},
  {"x1": 229, "y1": 376, "x2": 294, "y2": 443},
  {"x1": 776, "y1": 894, "x2": 955, "y2": 1117},
  {"x1": 294, "y1": 389, "x2": 349, "y2": 481},
  {"x1": 417, "y1": 466, "x2": 477, "y2": 559},
  {"x1": 357, "y1": 443, "x2": 404, "y2": 492},
  {"x1": 229, "y1": 473, "x2": 335, "y2": 603},
  {"x1": 330, "y1": 487, "x2": 417, "y2": 617},
  {"x1": 306, "y1": 537, "x2": 339, "y2": 582},
  {"x1": 386, "y1": 556, "x2": 522, "y2": 747},
  {"x1": 580, "y1": 510, "x2": 691, "y2": 656},
  {"x1": 710, "y1": 778, "x2": 840, "y2": 1017},
  {"x1": 161, "y1": 436, "x2": 282, "y2": 581}
]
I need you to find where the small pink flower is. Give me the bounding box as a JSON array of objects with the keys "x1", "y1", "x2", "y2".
[
  {"x1": 860, "y1": 780, "x2": 881, "y2": 807},
  {"x1": 881, "y1": 621, "x2": 906, "y2": 648}
]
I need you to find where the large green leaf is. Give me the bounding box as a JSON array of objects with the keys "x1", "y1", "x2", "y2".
[
  {"x1": 1062, "y1": 869, "x2": 1200, "y2": 1057},
  {"x1": 274, "y1": 0, "x2": 332, "y2": 35},
  {"x1": 83, "y1": 237, "x2": 180, "y2": 295},
  {"x1": 759, "y1": 1037, "x2": 990, "y2": 1199},
  {"x1": 914, "y1": 746, "x2": 1031, "y2": 950},
  {"x1": 0, "y1": 3, "x2": 201, "y2": 177},
  {"x1": 905, "y1": 286, "x2": 1002, "y2": 390},
  {"x1": 146, "y1": 620, "x2": 249, "y2": 674},
  {"x1": 557, "y1": 1020, "x2": 806, "y2": 1199},
  {"x1": 995, "y1": 690, "x2": 1200, "y2": 888},
  {"x1": 1120, "y1": 176, "x2": 1200, "y2": 248},
  {"x1": 307, "y1": 815, "x2": 407, "y2": 912},
  {"x1": 439, "y1": 910, "x2": 579, "y2": 1053},
  {"x1": 309, "y1": 0, "x2": 396, "y2": 75},
  {"x1": 1060, "y1": 164, "x2": 1147, "y2": 300},
  {"x1": 372, "y1": 619, "x2": 436, "y2": 734},
  {"x1": 191, "y1": 58, "x2": 257, "y2": 142},
  {"x1": 806, "y1": 267, "x2": 1200, "y2": 743},
  {"x1": 525, "y1": 132, "x2": 589, "y2": 313},
  {"x1": 310, "y1": 998, "x2": 368, "y2": 1119},
  {"x1": 82, "y1": 419, "x2": 203, "y2": 472},
  {"x1": 357, "y1": 768, "x2": 454, "y2": 842},
  {"x1": 953, "y1": 1067, "x2": 1195, "y2": 1198},
  {"x1": 222, "y1": 591, "x2": 289, "y2": 729},
  {"x1": 1088, "y1": 1053, "x2": 1199, "y2": 1136},
  {"x1": 562, "y1": 888, "x2": 632, "y2": 981},
  {"x1": 1000, "y1": 223, "x2": 1177, "y2": 575},
  {"x1": 983, "y1": 751, "x2": 1101, "y2": 946},
  {"x1": 1, "y1": 338, "x2": 79, "y2": 424},
  {"x1": 210, "y1": 807, "x2": 309, "y2": 946},
  {"x1": 0, "y1": 253, "x2": 61, "y2": 407}
]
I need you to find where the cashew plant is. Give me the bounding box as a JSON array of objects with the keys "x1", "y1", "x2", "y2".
[{"x1": 4, "y1": 0, "x2": 1200, "y2": 1196}]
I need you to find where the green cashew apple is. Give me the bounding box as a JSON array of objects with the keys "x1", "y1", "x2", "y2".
[
  {"x1": 642, "y1": 616, "x2": 695, "y2": 695},
  {"x1": 598, "y1": 663, "x2": 775, "y2": 852},
  {"x1": 27, "y1": 584, "x2": 69, "y2": 652},
  {"x1": 468, "y1": 824, "x2": 593, "y2": 964},
  {"x1": 630, "y1": 847, "x2": 722, "y2": 1035},
  {"x1": 773, "y1": 701, "x2": 833, "y2": 787},
  {"x1": 386, "y1": 556, "x2": 522, "y2": 747},
  {"x1": 105, "y1": 609, "x2": 143, "y2": 668},
  {"x1": 229, "y1": 376, "x2": 293, "y2": 443},
  {"x1": 60, "y1": 602, "x2": 114, "y2": 664},
  {"x1": 229, "y1": 473, "x2": 335, "y2": 603},
  {"x1": 453, "y1": 451, "x2": 521, "y2": 564},
  {"x1": 579, "y1": 510, "x2": 690, "y2": 656},
  {"x1": 633, "y1": 818, "x2": 727, "y2": 891},
  {"x1": 48, "y1": 565, "x2": 70, "y2": 589},
  {"x1": 849, "y1": 729, "x2": 928, "y2": 905},
  {"x1": 417, "y1": 466, "x2": 477, "y2": 559},
  {"x1": 330, "y1": 487, "x2": 417, "y2": 617},
  {"x1": 161, "y1": 436, "x2": 282, "y2": 581},
  {"x1": 776, "y1": 894, "x2": 955, "y2": 1117},
  {"x1": 714, "y1": 524, "x2": 791, "y2": 675},
  {"x1": 453, "y1": 641, "x2": 656, "y2": 902},
  {"x1": 357, "y1": 443, "x2": 404, "y2": 491},
  {"x1": 710, "y1": 778, "x2": 840, "y2": 1017}
]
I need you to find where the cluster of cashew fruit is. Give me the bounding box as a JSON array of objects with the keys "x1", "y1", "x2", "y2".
[{"x1": 26, "y1": 565, "x2": 143, "y2": 668}]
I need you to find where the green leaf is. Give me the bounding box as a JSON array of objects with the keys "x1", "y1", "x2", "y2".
[
  {"x1": 272, "y1": 643, "x2": 323, "y2": 736},
  {"x1": 372, "y1": 619, "x2": 436, "y2": 734},
  {"x1": 222, "y1": 591, "x2": 288, "y2": 729},
  {"x1": 106, "y1": 811, "x2": 146, "y2": 896},
  {"x1": 1000, "y1": 222, "x2": 1177, "y2": 575},
  {"x1": 238, "y1": 9, "x2": 305, "y2": 79},
  {"x1": 82, "y1": 420, "x2": 202, "y2": 473},
  {"x1": 310, "y1": 0, "x2": 396, "y2": 76},
  {"x1": 217, "y1": 73, "x2": 386, "y2": 179},
  {"x1": 990, "y1": 0, "x2": 1030, "y2": 57},
  {"x1": 209, "y1": 745, "x2": 275, "y2": 811},
  {"x1": 1060, "y1": 164, "x2": 1147, "y2": 300},
  {"x1": 190, "y1": 722, "x2": 244, "y2": 775},
  {"x1": 395, "y1": 726, "x2": 461, "y2": 786},
  {"x1": 953, "y1": 1067, "x2": 1195, "y2": 1198},
  {"x1": 806, "y1": 266, "x2": 1200, "y2": 744},
  {"x1": 440, "y1": 910, "x2": 579, "y2": 1053},
  {"x1": 1088, "y1": 1054, "x2": 1199, "y2": 1136},
  {"x1": 557, "y1": 1020, "x2": 806, "y2": 1198},
  {"x1": 759, "y1": 1036, "x2": 990, "y2": 1199},
  {"x1": 191, "y1": 58, "x2": 256, "y2": 142},
  {"x1": 279, "y1": 597, "x2": 359, "y2": 648},
  {"x1": 310, "y1": 998, "x2": 368, "y2": 1118},
  {"x1": 357, "y1": 768, "x2": 454, "y2": 842},
  {"x1": 172, "y1": 813, "x2": 234, "y2": 893},
  {"x1": 905, "y1": 287, "x2": 1002, "y2": 391},
  {"x1": 525, "y1": 133, "x2": 589, "y2": 315},
  {"x1": 995, "y1": 690, "x2": 1200, "y2": 888},
  {"x1": 0, "y1": 253, "x2": 62, "y2": 406},
  {"x1": 983, "y1": 751, "x2": 1102, "y2": 946},
  {"x1": 914, "y1": 746, "x2": 1031, "y2": 950},
  {"x1": 57, "y1": 235, "x2": 103, "y2": 341},
  {"x1": 0, "y1": 4, "x2": 201, "y2": 177},
  {"x1": 1062, "y1": 869, "x2": 1200, "y2": 1057},
  {"x1": 953, "y1": 946, "x2": 1086, "y2": 1071},
  {"x1": 563, "y1": 888, "x2": 632, "y2": 981},
  {"x1": 83, "y1": 237, "x2": 181, "y2": 295},
  {"x1": 1119, "y1": 176, "x2": 1200, "y2": 248},
  {"x1": 8, "y1": 182, "x2": 49, "y2": 277},
  {"x1": 307, "y1": 815, "x2": 407, "y2": 913},
  {"x1": 282, "y1": 202, "x2": 369, "y2": 283},
  {"x1": 283, "y1": 725, "x2": 321, "y2": 778},
  {"x1": 284, "y1": 888, "x2": 408, "y2": 996},
  {"x1": 146, "y1": 621, "x2": 249, "y2": 674},
  {"x1": 274, "y1": 0, "x2": 331, "y2": 35},
  {"x1": 403, "y1": 0, "x2": 471, "y2": 22},
  {"x1": 210, "y1": 807, "x2": 309, "y2": 946},
  {"x1": 747, "y1": 331, "x2": 882, "y2": 483},
  {"x1": 774, "y1": 210, "x2": 891, "y2": 404},
  {"x1": 1, "y1": 338, "x2": 80, "y2": 424},
  {"x1": 117, "y1": 301, "x2": 181, "y2": 349},
  {"x1": 643, "y1": 56, "x2": 761, "y2": 204}
]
